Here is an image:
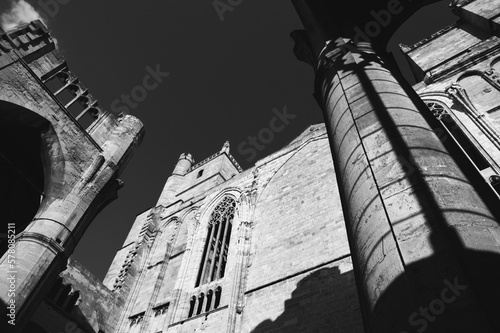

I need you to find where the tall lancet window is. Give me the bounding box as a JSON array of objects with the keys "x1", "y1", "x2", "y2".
[{"x1": 196, "y1": 196, "x2": 236, "y2": 287}]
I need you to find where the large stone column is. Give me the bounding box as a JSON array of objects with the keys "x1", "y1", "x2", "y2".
[{"x1": 313, "y1": 38, "x2": 500, "y2": 332}]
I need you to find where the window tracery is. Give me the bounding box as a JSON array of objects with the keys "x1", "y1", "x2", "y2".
[{"x1": 196, "y1": 196, "x2": 236, "y2": 287}]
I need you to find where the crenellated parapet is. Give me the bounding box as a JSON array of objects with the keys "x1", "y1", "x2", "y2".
[{"x1": 0, "y1": 20, "x2": 54, "y2": 65}]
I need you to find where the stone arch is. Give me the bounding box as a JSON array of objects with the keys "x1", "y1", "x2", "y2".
[
  {"x1": 173, "y1": 207, "x2": 199, "y2": 254},
  {"x1": 0, "y1": 100, "x2": 64, "y2": 255},
  {"x1": 159, "y1": 216, "x2": 180, "y2": 231},
  {"x1": 385, "y1": 1, "x2": 458, "y2": 83},
  {"x1": 196, "y1": 188, "x2": 241, "y2": 229},
  {"x1": 310, "y1": 0, "x2": 452, "y2": 49},
  {"x1": 490, "y1": 56, "x2": 500, "y2": 72}
]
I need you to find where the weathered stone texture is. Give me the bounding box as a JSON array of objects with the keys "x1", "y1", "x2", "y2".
[
  {"x1": 405, "y1": 23, "x2": 489, "y2": 75},
  {"x1": 0, "y1": 20, "x2": 143, "y2": 332},
  {"x1": 246, "y1": 136, "x2": 348, "y2": 290},
  {"x1": 103, "y1": 124, "x2": 363, "y2": 333}
]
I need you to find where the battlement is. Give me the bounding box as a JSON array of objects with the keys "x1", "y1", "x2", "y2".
[
  {"x1": 0, "y1": 20, "x2": 55, "y2": 64},
  {"x1": 0, "y1": 20, "x2": 130, "y2": 147}
]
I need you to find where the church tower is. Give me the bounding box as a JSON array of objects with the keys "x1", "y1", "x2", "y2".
[{"x1": 102, "y1": 125, "x2": 364, "y2": 333}]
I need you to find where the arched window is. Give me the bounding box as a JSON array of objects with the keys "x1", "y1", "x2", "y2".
[
  {"x1": 205, "y1": 289, "x2": 213, "y2": 312},
  {"x1": 195, "y1": 196, "x2": 236, "y2": 286},
  {"x1": 214, "y1": 287, "x2": 222, "y2": 309},
  {"x1": 196, "y1": 293, "x2": 205, "y2": 316},
  {"x1": 188, "y1": 296, "x2": 196, "y2": 318}
]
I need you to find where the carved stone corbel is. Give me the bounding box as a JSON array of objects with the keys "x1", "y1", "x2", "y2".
[{"x1": 237, "y1": 188, "x2": 257, "y2": 223}]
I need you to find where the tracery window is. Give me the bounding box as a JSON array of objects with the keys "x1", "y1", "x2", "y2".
[{"x1": 195, "y1": 196, "x2": 236, "y2": 287}]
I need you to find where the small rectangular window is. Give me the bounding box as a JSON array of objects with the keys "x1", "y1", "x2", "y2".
[{"x1": 197, "y1": 169, "x2": 204, "y2": 178}]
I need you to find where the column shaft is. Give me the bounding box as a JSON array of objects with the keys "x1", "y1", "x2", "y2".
[{"x1": 315, "y1": 39, "x2": 500, "y2": 332}]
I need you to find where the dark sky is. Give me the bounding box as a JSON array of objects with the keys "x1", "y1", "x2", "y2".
[{"x1": 2, "y1": 1, "x2": 456, "y2": 280}]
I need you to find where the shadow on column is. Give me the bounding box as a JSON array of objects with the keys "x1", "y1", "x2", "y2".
[{"x1": 333, "y1": 48, "x2": 500, "y2": 332}]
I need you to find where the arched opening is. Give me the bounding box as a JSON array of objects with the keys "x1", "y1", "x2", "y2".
[
  {"x1": 196, "y1": 293, "x2": 205, "y2": 316},
  {"x1": 214, "y1": 286, "x2": 221, "y2": 309},
  {"x1": 205, "y1": 289, "x2": 213, "y2": 312},
  {"x1": 386, "y1": 2, "x2": 458, "y2": 85},
  {"x1": 0, "y1": 101, "x2": 48, "y2": 257},
  {"x1": 294, "y1": 1, "x2": 459, "y2": 85},
  {"x1": 188, "y1": 296, "x2": 196, "y2": 318}
]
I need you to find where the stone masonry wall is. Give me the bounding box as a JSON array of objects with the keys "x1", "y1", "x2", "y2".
[{"x1": 104, "y1": 124, "x2": 364, "y2": 332}]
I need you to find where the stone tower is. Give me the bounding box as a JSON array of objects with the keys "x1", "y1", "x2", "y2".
[
  {"x1": 100, "y1": 125, "x2": 363, "y2": 332},
  {"x1": 0, "y1": 21, "x2": 144, "y2": 332},
  {"x1": 292, "y1": 0, "x2": 500, "y2": 331}
]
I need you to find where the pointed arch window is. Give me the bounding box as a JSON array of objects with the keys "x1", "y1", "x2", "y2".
[{"x1": 195, "y1": 196, "x2": 236, "y2": 287}]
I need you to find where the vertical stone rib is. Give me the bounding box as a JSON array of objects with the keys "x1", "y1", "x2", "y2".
[
  {"x1": 139, "y1": 218, "x2": 180, "y2": 333},
  {"x1": 169, "y1": 209, "x2": 200, "y2": 324},
  {"x1": 226, "y1": 189, "x2": 256, "y2": 333},
  {"x1": 315, "y1": 38, "x2": 499, "y2": 332},
  {"x1": 446, "y1": 83, "x2": 500, "y2": 149}
]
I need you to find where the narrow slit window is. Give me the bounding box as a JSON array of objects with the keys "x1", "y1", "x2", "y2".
[
  {"x1": 205, "y1": 290, "x2": 213, "y2": 312},
  {"x1": 188, "y1": 296, "x2": 196, "y2": 318},
  {"x1": 196, "y1": 293, "x2": 205, "y2": 316},
  {"x1": 214, "y1": 287, "x2": 222, "y2": 309}
]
